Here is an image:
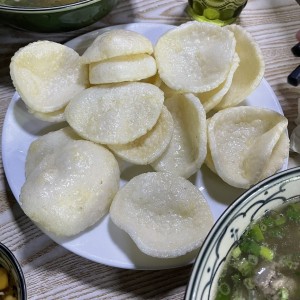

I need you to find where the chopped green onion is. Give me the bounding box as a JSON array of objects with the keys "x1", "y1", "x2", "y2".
[
  {"x1": 232, "y1": 246, "x2": 241, "y2": 259},
  {"x1": 215, "y1": 292, "x2": 230, "y2": 300},
  {"x1": 240, "y1": 240, "x2": 260, "y2": 256},
  {"x1": 234, "y1": 258, "x2": 253, "y2": 276},
  {"x1": 277, "y1": 287, "x2": 289, "y2": 300},
  {"x1": 243, "y1": 277, "x2": 255, "y2": 290},
  {"x1": 231, "y1": 274, "x2": 241, "y2": 286},
  {"x1": 286, "y1": 206, "x2": 300, "y2": 221},
  {"x1": 249, "y1": 224, "x2": 264, "y2": 242},
  {"x1": 260, "y1": 245, "x2": 274, "y2": 261},
  {"x1": 274, "y1": 214, "x2": 286, "y2": 226},
  {"x1": 259, "y1": 223, "x2": 267, "y2": 232},
  {"x1": 248, "y1": 254, "x2": 258, "y2": 265},
  {"x1": 218, "y1": 282, "x2": 231, "y2": 295},
  {"x1": 262, "y1": 216, "x2": 275, "y2": 227}
]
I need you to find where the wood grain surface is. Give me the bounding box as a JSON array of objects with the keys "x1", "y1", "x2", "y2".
[{"x1": 0, "y1": 0, "x2": 300, "y2": 299}]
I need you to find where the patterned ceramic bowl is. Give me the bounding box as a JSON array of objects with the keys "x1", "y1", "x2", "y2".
[
  {"x1": 185, "y1": 166, "x2": 300, "y2": 299},
  {"x1": 0, "y1": 243, "x2": 26, "y2": 300},
  {"x1": 0, "y1": 0, "x2": 118, "y2": 32}
]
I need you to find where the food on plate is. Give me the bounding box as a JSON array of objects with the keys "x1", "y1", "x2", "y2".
[
  {"x1": 198, "y1": 52, "x2": 240, "y2": 113},
  {"x1": 290, "y1": 125, "x2": 300, "y2": 154},
  {"x1": 0, "y1": 264, "x2": 17, "y2": 300},
  {"x1": 260, "y1": 132, "x2": 290, "y2": 180},
  {"x1": 206, "y1": 106, "x2": 289, "y2": 189},
  {"x1": 154, "y1": 21, "x2": 236, "y2": 93},
  {"x1": 10, "y1": 40, "x2": 88, "y2": 114},
  {"x1": 83, "y1": 29, "x2": 156, "y2": 84},
  {"x1": 89, "y1": 54, "x2": 157, "y2": 84},
  {"x1": 151, "y1": 93, "x2": 207, "y2": 179},
  {"x1": 215, "y1": 24, "x2": 265, "y2": 109},
  {"x1": 0, "y1": 267, "x2": 8, "y2": 291},
  {"x1": 108, "y1": 105, "x2": 174, "y2": 165},
  {"x1": 110, "y1": 172, "x2": 214, "y2": 258},
  {"x1": 215, "y1": 198, "x2": 300, "y2": 300},
  {"x1": 29, "y1": 107, "x2": 66, "y2": 122},
  {"x1": 64, "y1": 82, "x2": 164, "y2": 145},
  {"x1": 81, "y1": 29, "x2": 154, "y2": 63},
  {"x1": 290, "y1": 98, "x2": 300, "y2": 154},
  {"x1": 7, "y1": 21, "x2": 289, "y2": 267},
  {"x1": 20, "y1": 136, "x2": 120, "y2": 236},
  {"x1": 25, "y1": 127, "x2": 81, "y2": 176}
]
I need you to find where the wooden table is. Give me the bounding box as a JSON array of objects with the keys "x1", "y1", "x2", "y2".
[{"x1": 1, "y1": 0, "x2": 300, "y2": 299}]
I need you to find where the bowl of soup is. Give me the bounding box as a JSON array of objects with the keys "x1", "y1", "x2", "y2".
[
  {"x1": 0, "y1": 243, "x2": 26, "y2": 300},
  {"x1": 0, "y1": 0, "x2": 118, "y2": 32},
  {"x1": 185, "y1": 166, "x2": 300, "y2": 300}
]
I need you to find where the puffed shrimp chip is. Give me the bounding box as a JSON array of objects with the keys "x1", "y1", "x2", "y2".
[
  {"x1": 20, "y1": 139, "x2": 120, "y2": 237},
  {"x1": 29, "y1": 107, "x2": 66, "y2": 123},
  {"x1": 206, "y1": 106, "x2": 289, "y2": 189},
  {"x1": 110, "y1": 172, "x2": 214, "y2": 258},
  {"x1": 25, "y1": 127, "x2": 81, "y2": 176},
  {"x1": 108, "y1": 106, "x2": 173, "y2": 165},
  {"x1": 215, "y1": 24, "x2": 265, "y2": 109},
  {"x1": 259, "y1": 132, "x2": 290, "y2": 180},
  {"x1": 89, "y1": 54, "x2": 157, "y2": 84},
  {"x1": 198, "y1": 52, "x2": 240, "y2": 113},
  {"x1": 82, "y1": 29, "x2": 154, "y2": 63},
  {"x1": 10, "y1": 40, "x2": 88, "y2": 113},
  {"x1": 159, "y1": 80, "x2": 179, "y2": 99},
  {"x1": 151, "y1": 93, "x2": 207, "y2": 179},
  {"x1": 154, "y1": 21, "x2": 236, "y2": 93},
  {"x1": 65, "y1": 82, "x2": 164, "y2": 145}
]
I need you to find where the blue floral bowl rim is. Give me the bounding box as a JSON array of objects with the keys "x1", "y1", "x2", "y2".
[{"x1": 184, "y1": 166, "x2": 300, "y2": 299}]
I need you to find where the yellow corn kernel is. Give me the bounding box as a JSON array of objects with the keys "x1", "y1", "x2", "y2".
[
  {"x1": 0, "y1": 267, "x2": 9, "y2": 290},
  {"x1": 4, "y1": 296, "x2": 17, "y2": 300}
]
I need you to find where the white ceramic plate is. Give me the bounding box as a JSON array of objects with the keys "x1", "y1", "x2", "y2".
[{"x1": 2, "y1": 23, "x2": 286, "y2": 270}]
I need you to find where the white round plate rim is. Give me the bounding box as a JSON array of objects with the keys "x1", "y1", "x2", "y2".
[{"x1": 2, "y1": 22, "x2": 286, "y2": 270}]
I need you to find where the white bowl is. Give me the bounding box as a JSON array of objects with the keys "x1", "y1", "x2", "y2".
[{"x1": 185, "y1": 166, "x2": 300, "y2": 299}]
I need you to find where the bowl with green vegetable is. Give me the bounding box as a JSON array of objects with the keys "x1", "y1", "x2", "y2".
[
  {"x1": 0, "y1": 243, "x2": 26, "y2": 300},
  {"x1": 185, "y1": 166, "x2": 300, "y2": 300},
  {"x1": 0, "y1": 0, "x2": 118, "y2": 32}
]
